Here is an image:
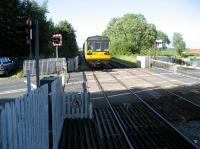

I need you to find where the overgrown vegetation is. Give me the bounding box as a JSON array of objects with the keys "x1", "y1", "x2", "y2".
[
  {"x1": 0, "y1": 0, "x2": 78, "y2": 58},
  {"x1": 16, "y1": 70, "x2": 25, "y2": 78},
  {"x1": 103, "y1": 13, "x2": 170, "y2": 56},
  {"x1": 172, "y1": 32, "x2": 186, "y2": 56},
  {"x1": 103, "y1": 13, "x2": 189, "y2": 59},
  {"x1": 112, "y1": 54, "x2": 137, "y2": 64}
]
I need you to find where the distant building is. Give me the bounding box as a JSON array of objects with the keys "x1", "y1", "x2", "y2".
[{"x1": 190, "y1": 49, "x2": 200, "y2": 53}]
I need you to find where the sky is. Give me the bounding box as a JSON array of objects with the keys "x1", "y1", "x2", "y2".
[{"x1": 42, "y1": 0, "x2": 200, "y2": 48}]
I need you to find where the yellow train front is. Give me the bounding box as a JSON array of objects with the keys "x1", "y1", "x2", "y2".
[{"x1": 83, "y1": 36, "x2": 111, "y2": 67}]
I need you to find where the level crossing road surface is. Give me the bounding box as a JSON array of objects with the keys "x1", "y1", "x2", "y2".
[
  {"x1": 61, "y1": 67, "x2": 200, "y2": 149},
  {"x1": 0, "y1": 74, "x2": 61, "y2": 105},
  {"x1": 0, "y1": 77, "x2": 36, "y2": 105}
]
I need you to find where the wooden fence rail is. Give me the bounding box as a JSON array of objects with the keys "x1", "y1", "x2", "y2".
[
  {"x1": 23, "y1": 58, "x2": 67, "y2": 76},
  {"x1": 64, "y1": 92, "x2": 92, "y2": 119},
  {"x1": 50, "y1": 78, "x2": 65, "y2": 149},
  {"x1": 0, "y1": 85, "x2": 49, "y2": 149},
  {"x1": 0, "y1": 76, "x2": 92, "y2": 149},
  {"x1": 0, "y1": 77, "x2": 66, "y2": 149}
]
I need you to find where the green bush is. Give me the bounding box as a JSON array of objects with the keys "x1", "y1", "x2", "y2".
[
  {"x1": 111, "y1": 42, "x2": 140, "y2": 55},
  {"x1": 16, "y1": 70, "x2": 24, "y2": 78},
  {"x1": 140, "y1": 49, "x2": 152, "y2": 56}
]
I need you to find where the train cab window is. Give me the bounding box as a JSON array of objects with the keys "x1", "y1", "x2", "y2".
[
  {"x1": 95, "y1": 42, "x2": 101, "y2": 51},
  {"x1": 101, "y1": 41, "x2": 109, "y2": 51},
  {"x1": 88, "y1": 41, "x2": 94, "y2": 51}
]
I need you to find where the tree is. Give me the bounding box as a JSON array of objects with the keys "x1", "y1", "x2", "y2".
[
  {"x1": 55, "y1": 20, "x2": 78, "y2": 58},
  {"x1": 172, "y1": 32, "x2": 186, "y2": 56},
  {"x1": 0, "y1": 0, "x2": 21, "y2": 56},
  {"x1": 103, "y1": 13, "x2": 157, "y2": 55},
  {"x1": 0, "y1": 0, "x2": 49, "y2": 57},
  {"x1": 157, "y1": 30, "x2": 170, "y2": 49},
  {"x1": 0, "y1": 0, "x2": 78, "y2": 58}
]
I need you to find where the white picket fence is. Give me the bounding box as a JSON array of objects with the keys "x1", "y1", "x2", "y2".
[
  {"x1": 67, "y1": 56, "x2": 79, "y2": 72},
  {"x1": 64, "y1": 92, "x2": 92, "y2": 119},
  {"x1": 23, "y1": 58, "x2": 67, "y2": 76},
  {"x1": 0, "y1": 75, "x2": 93, "y2": 149},
  {"x1": 50, "y1": 78, "x2": 65, "y2": 149},
  {"x1": 0, "y1": 84, "x2": 49, "y2": 149}
]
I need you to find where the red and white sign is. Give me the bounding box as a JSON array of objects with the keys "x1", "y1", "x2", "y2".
[{"x1": 52, "y1": 34, "x2": 62, "y2": 47}]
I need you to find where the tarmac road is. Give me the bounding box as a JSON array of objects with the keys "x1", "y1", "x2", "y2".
[{"x1": 0, "y1": 77, "x2": 36, "y2": 105}]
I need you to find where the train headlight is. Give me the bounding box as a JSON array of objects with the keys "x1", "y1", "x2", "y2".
[
  {"x1": 104, "y1": 52, "x2": 110, "y2": 55},
  {"x1": 87, "y1": 52, "x2": 92, "y2": 55}
]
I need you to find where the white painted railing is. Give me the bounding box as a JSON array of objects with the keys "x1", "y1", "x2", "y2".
[
  {"x1": 0, "y1": 85, "x2": 49, "y2": 149},
  {"x1": 23, "y1": 58, "x2": 67, "y2": 76},
  {"x1": 0, "y1": 75, "x2": 93, "y2": 149},
  {"x1": 150, "y1": 59, "x2": 200, "y2": 74},
  {"x1": 64, "y1": 92, "x2": 92, "y2": 119},
  {"x1": 50, "y1": 78, "x2": 65, "y2": 149},
  {"x1": 67, "y1": 56, "x2": 79, "y2": 72}
]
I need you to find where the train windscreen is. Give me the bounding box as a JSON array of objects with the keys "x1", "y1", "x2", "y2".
[{"x1": 88, "y1": 40, "x2": 109, "y2": 51}]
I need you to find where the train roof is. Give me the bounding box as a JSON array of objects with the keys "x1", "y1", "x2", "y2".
[{"x1": 87, "y1": 36, "x2": 109, "y2": 41}]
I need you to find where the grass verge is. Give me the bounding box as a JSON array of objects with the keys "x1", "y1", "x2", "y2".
[{"x1": 112, "y1": 54, "x2": 137, "y2": 65}]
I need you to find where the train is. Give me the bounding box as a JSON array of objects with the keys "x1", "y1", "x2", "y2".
[{"x1": 83, "y1": 35, "x2": 111, "y2": 67}]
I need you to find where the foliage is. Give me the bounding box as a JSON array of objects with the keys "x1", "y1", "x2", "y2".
[
  {"x1": 157, "y1": 30, "x2": 170, "y2": 49},
  {"x1": 103, "y1": 13, "x2": 157, "y2": 55},
  {"x1": 156, "y1": 49, "x2": 179, "y2": 57},
  {"x1": 112, "y1": 54, "x2": 137, "y2": 64},
  {"x1": 172, "y1": 32, "x2": 186, "y2": 56},
  {"x1": 181, "y1": 52, "x2": 200, "y2": 58},
  {"x1": 139, "y1": 48, "x2": 153, "y2": 56},
  {"x1": 55, "y1": 21, "x2": 78, "y2": 58},
  {"x1": 0, "y1": 0, "x2": 78, "y2": 58},
  {"x1": 0, "y1": 0, "x2": 21, "y2": 56},
  {"x1": 16, "y1": 70, "x2": 25, "y2": 78}
]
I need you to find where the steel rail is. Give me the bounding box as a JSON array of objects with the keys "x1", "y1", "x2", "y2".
[
  {"x1": 92, "y1": 71, "x2": 134, "y2": 149},
  {"x1": 135, "y1": 69, "x2": 200, "y2": 109},
  {"x1": 108, "y1": 71, "x2": 199, "y2": 149}
]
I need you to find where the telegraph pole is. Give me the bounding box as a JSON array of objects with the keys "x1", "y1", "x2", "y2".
[
  {"x1": 29, "y1": 28, "x2": 32, "y2": 58},
  {"x1": 35, "y1": 20, "x2": 40, "y2": 88},
  {"x1": 26, "y1": 16, "x2": 32, "y2": 58}
]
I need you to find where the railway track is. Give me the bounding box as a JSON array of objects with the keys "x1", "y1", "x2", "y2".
[
  {"x1": 92, "y1": 71, "x2": 198, "y2": 149},
  {"x1": 145, "y1": 68, "x2": 200, "y2": 106},
  {"x1": 108, "y1": 59, "x2": 130, "y2": 69},
  {"x1": 123, "y1": 69, "x2": 200, "y2": 121},
  {"x1": 61, "y1": 63, "x2": 200, "y2": 148},
  {"x1": 93, "y1": 72, "x2": 134, "y2": 149},
  {"x1": 59, "y1": 119, "x2": 104, "y2": 149}
]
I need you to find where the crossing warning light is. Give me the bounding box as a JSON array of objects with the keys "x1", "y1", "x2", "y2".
[{"x1": 52, "y1": 34, "x2": 62, "y2": 47}]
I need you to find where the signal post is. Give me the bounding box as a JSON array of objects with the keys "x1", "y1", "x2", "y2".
[
  {"x1": 52, "y1": 34, "x2": 62, "y2": 74},
  {"x1": 52, "y1": 34, "x2": 62, "y2": 59}
]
